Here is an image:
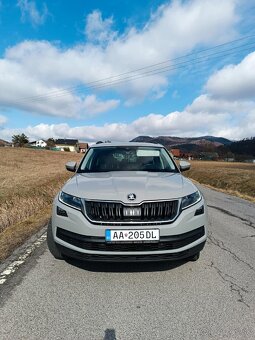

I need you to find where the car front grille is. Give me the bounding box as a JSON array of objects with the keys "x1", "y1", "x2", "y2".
[
  {"x1": 56, "y1": 226, "x2": 205, "y2": 252},
  {"x1": 84, "y1": 199, "x2": 179, "y2": 224}
]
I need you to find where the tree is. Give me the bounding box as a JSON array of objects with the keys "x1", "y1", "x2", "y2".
[
  {"x1": 46, "y1": 138, "x2": 56, "y2": 147},
  {"x1": 217, "y1": 145, "x2": 231, "y2": 159},
  {"x1": 12, "y1": 133, "x2": 29, "y2": 147}
]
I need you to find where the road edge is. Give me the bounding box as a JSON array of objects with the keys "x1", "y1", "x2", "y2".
[{"x1": 0, "y1": 225, "x2": 47, "y2": 283}]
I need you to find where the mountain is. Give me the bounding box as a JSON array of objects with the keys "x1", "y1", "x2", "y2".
[
  {"x1": 131, "y1": 136, "x2": 156, "y2": 143},
  {"x1": 198, "y1": 136, "x2": 232, "y2": 145},
  {"x1": 130, "y1": 135, "x2": 232, "y2": 149}
]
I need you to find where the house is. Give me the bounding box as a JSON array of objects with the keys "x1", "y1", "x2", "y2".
[
  {"x1": 170, "y1": 148, "x2": 181, "y2": 158},
  {"x1": 35, "y1": 139, "x2": 47, "y2": 148},
  {"x1": 78, "y1": 142, "x2": 89, "y2": 153},
  {"x1": 28, "y1": 139, "x2": 47, "y2": 148},
  {"x1": 55, "y1": 139, "x2": 79, "y2": 152},
  {"x1": 0, "y1": 139, "x2": 11, "y2": 147}
]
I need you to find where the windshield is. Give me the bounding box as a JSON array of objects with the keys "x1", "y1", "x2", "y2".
[{"x1": 78, "y1": 146, "x2": 178, "y2": 173}]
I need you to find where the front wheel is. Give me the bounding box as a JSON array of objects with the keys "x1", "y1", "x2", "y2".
[{"x1": 47, "y1": 219, "x2": 63, "y2": 260}]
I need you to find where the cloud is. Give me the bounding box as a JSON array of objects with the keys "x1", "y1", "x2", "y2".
[
  {"x1": 0, "y1": 0, "x2": 239, "y2": 118},
  {"x1": 3, "y1": 48, "x2": 255, "y2": 142},
  {"x1": 205, "y1": 52, "x2": 255, "y2": 100},
  {"x1": 85, "y1": 10, "x2": 117, "y2": 44},
  {"x1": 2, "y1": 40, "x2": 255, "y2": 141},
  {"x1": 187, "y1": 50, "x2": 255, "y2": 138},
  {"x1": 0, "y1": 114, "x2": 7, "y2": 126},
  {"x1": 80, "y1": 95, "x2": 120, "y2": 115},
  {"x1": 1, "y1": 94, "x2": 254, "y2": 141},
  {"x1": 0, "y1": 56, "x2": 119, "y2": 118},
  {"x1": 17, "y1": 0, "x2": 49, "y2": 26},
  {"x1": 0, "y1": 54, "x2": 119, "y2": 118},
  {"x1": 0, "y1": 107, "x2": 247, "y2": 142},
  {"x1": 188, "y1": 94, "x2": 255, "y2": 115}
]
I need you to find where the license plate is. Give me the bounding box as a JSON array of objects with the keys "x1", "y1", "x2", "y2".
[{"x1": 105, "y1": 229, "x2": 159, "y2": 242}]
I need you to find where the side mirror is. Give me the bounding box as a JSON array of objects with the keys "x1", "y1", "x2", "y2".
[
  {"x1": 65, "y1": 161, "x2": 77, "y2": 172},
  {"x1": 179, "y1": 160, "x2": 191, "y2": 172}
]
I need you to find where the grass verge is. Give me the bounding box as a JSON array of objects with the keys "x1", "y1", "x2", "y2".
[
  {"x1": 0, "y1": 148, "x2": 82, "y2": 262},
  {"x1": 184, "y1": 160, "x2": 255, "y2": 203}
]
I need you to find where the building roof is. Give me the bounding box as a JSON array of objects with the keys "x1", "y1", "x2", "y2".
[
  {"x1": 171, "y1": 148, "x2": 181, "y2": 156},
  {"x1": 55, "y1": 139, "x2": 78, "y2": 146},
  {"x1": 0, "y1": 139, "x2": 11, "y2": 146},
  {"x1": 79, "y1": 143, "x2": 88, "y2": 149}
]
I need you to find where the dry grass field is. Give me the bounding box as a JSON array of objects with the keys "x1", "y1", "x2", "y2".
[
  {"x1": 0, "y1": 148, "x2": 83, "y2": 261},
  {"x1": 185, "y1": 160, "x2": 255, "y2": 202}
]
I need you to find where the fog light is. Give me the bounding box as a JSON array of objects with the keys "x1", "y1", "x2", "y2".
[
  {"x1": 194, "y1": 205, "x2": 204, "y2": 216},
  {"x1": 57, "y1": 206, "x2": 68, "y2": 217}
]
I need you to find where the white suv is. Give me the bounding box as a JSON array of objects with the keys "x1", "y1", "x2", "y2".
[{"x1": 47, "y1": 142, "x2": 207, "y2": 262}]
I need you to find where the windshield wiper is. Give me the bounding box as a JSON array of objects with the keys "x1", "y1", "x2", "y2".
[{"x1": 144, "y1": 169, "x2": 177, "y2": 173}]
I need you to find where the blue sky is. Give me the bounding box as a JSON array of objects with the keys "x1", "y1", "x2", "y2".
[{"x1": 0, "y1": 0, "x2": 255, "y2": 142}]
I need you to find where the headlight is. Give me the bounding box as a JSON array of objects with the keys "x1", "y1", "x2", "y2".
[
  {"x1": 181, "y1": 190, "x2": 201, "y2": 210},
  {"x1": 59, "y1": 191, "x2": 82, "y2": 210}
]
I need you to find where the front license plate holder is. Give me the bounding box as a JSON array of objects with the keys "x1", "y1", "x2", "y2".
[{"x1": 105, "y1": 229, "x2": 159, "y2": 242}]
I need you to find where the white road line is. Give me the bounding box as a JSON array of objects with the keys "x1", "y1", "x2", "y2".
[{"x1": 0, "y1": 233, "x2": 47, "y2": 285}]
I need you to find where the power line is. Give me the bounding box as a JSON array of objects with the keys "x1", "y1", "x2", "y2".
[
  {"x1": 16, "y1": 44, "x2": 255, "y2": 103},
  {"x1": 16, "y1": 43, "x2": 255, "y2": 106},
  {"x1": 49, "y1": 44, "x2": 255, "y2": 96},
  {"x1": 9, "y1": 34, "x2": 255, "y2": 104},
  {"x1": 15, "y1": 43, "x2": 255, "y2": 104}
]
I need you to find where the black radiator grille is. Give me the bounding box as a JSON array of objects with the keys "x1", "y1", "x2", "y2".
[{"x1": 85, "y1": 200, "x2": 179, "y2": 223}]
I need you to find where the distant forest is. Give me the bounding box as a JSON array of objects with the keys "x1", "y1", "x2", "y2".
[
  {"x1": 218, "y1": 137, "x2": 255, "y2": 160},
  {"x1": 230, "y1": 137, "x2": 255, "y2": 156}
]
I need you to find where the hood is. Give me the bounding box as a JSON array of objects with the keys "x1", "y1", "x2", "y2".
[{"x1": 62, "y1": 171, "x2": 197, "y2": 203}]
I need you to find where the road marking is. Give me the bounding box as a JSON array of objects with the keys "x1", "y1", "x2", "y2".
[{"x1": 0, "y1": 233, "x2": 47, "y2": 285}]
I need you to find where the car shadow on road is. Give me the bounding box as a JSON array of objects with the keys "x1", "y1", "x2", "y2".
[{"x1": 65, "y1": 258, "x2": 188, "y2": 273}]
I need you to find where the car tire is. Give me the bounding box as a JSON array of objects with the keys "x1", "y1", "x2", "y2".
[
  {"x1": 189, "y1": 252, "x2": 200, "y2": 262},
  {"x1": 47, "y1": 219, "x2": 63, "y2": 260}
]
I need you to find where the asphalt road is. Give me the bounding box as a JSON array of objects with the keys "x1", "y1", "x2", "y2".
[{"x1": 0, "y1": 186, "x2": 255, "y2": 340}]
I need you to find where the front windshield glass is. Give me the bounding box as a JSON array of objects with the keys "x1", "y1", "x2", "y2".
[{"x1": 78, "y1": 146, "x2": 177, "y2": 173}]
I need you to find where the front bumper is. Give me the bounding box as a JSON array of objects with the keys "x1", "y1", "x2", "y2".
[
  {"x1": 51, "y1": 196, "x2": 208, "y2": 262},
  {"x1": 57, "y1": 241, "x2": 206, "y2": 262}
]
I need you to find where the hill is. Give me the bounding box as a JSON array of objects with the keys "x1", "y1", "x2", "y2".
[{"x1": 130, "y1": 135, "x2": 232, "y2": 149}]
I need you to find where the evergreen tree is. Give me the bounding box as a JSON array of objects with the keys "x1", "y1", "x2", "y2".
[{"x1": 12, "y1": 133, "x2": 29, "y2": 147}]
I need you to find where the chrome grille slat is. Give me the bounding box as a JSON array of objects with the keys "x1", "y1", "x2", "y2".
[{"x1": 85, "y1": 200, "x2": 179, "y2": 224}]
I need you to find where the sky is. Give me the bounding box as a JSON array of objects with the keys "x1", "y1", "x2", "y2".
[{"x1": 0, "y1": 0, "x2": 255, "y2": 142}]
